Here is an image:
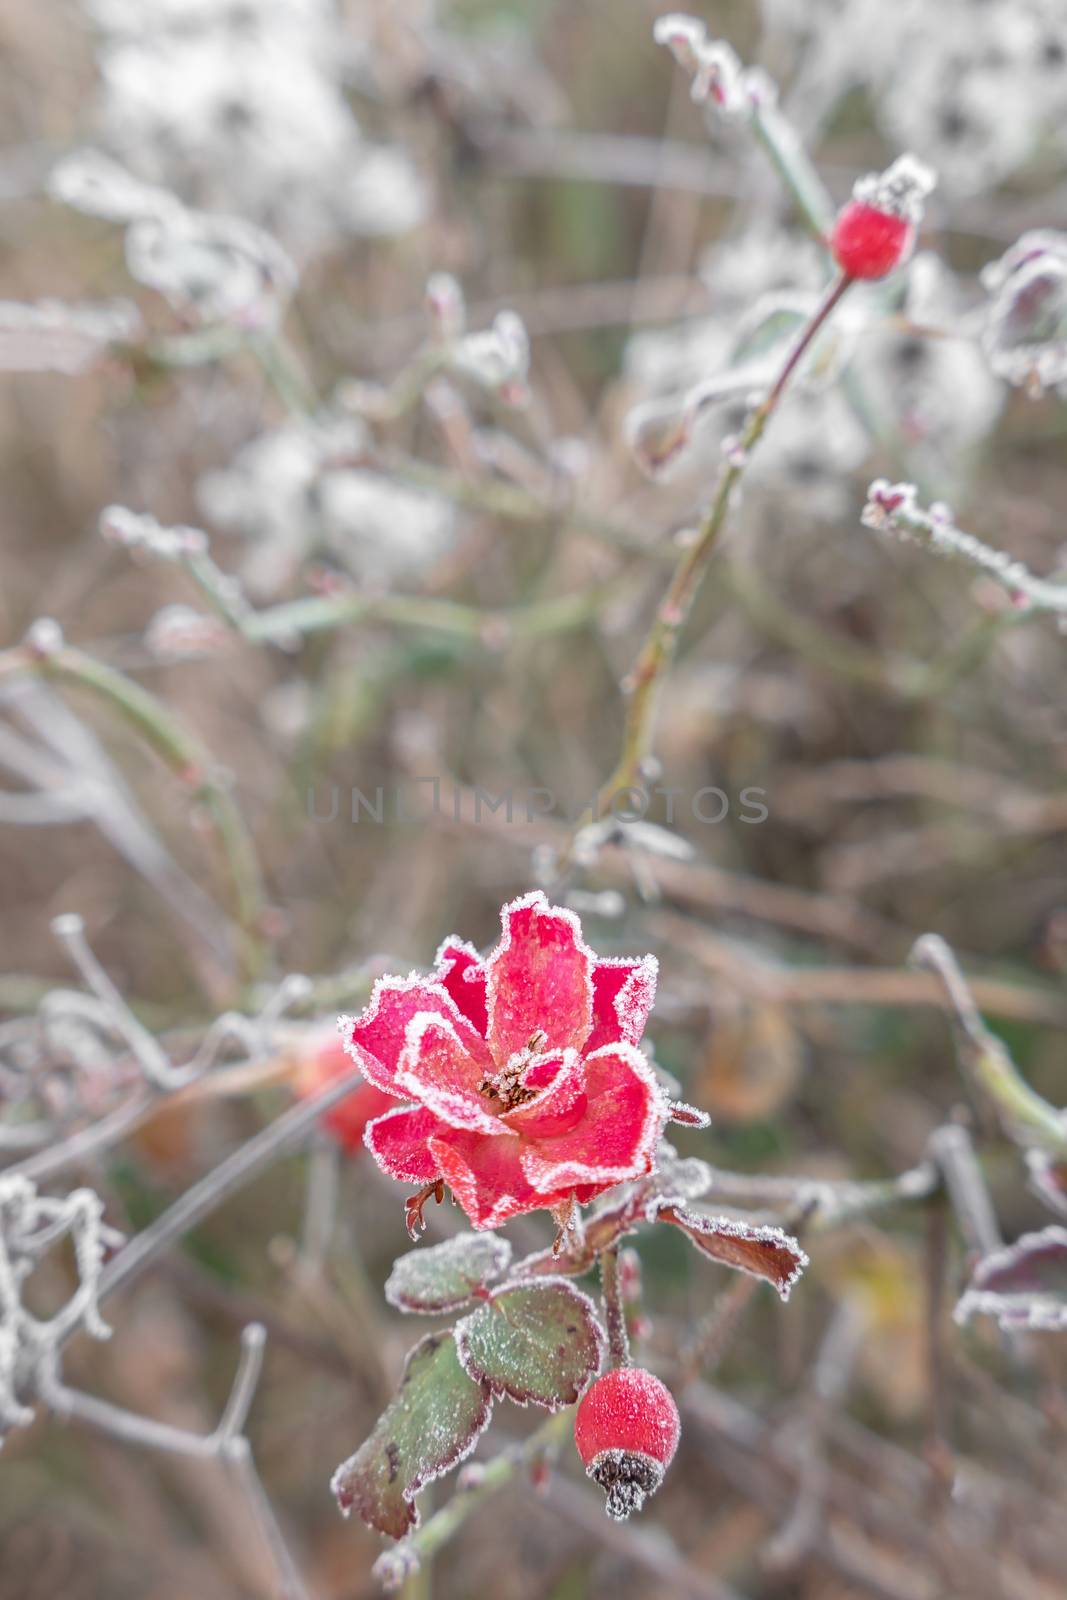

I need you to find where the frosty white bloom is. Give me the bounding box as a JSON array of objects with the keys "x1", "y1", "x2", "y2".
[
  {"x1": 78, "y1": 1, "x2": 426, "y2": 249},
  {"x1": 981, "y1": 231, "x2": 1067, "y2": 392},
  {"x1": 124, "y1": 208, "x2": 297, "y2": 327},
  {"x1": 198, "y1": 415, "x2": 453, "y2": 596},
  {"x1": 344, "y1": 146, "x2": 427, "y2": 239},
  {"x1": 0, "y1": 299, "x2": 141, "y2": 375}
]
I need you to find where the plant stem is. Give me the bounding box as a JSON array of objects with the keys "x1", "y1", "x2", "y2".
[
  {"x1": 385, "y1": 1409, "x2": 572, "y2": 1574},
  {"x1": 599, "y1": 1245, "x2": 630, "y2": 1369},
  {"x1": 596, "y1": 272, "x2": 852, "y2": 808},
  {"x1": 912, "y1": 935, "x2": 1067, "y2": 1154}
]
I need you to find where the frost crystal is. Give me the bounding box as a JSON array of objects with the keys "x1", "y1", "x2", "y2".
[
  {"x1": 652, "y1": 14, "x2": 754, "y2": 115},
  {"x1": 0, "y1": 1177, "x2": 120, "y2": 1445},
  {"x1": 851, "y1": 154, "x2": 937, "y2": 224}
]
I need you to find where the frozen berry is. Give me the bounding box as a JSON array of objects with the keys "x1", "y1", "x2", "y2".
[
  {"x1": 830, "y1": 154, "x2": 936, "y2": 281},
  {"x1": 831, "y1": 202, "x2": 913, "y2": 280},
  {"x1": 574, "y1": 1367, "x2": 680, "y2": 1520},
  {"x1": 297, "y1": 1035, "x2": 395, "y2": 1155}
]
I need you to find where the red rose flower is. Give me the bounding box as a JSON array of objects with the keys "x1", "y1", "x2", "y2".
[{"x1": 338, "y1": 892, "x2": 667, "y2": 1232}]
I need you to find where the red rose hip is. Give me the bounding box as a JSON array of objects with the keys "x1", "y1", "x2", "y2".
[
  {"x1": 574, "y1": 1367, "x2": 680, "y2": 1520},
  {"x1": 830, "y1": 154, "x2": 936, "y2": 281}
]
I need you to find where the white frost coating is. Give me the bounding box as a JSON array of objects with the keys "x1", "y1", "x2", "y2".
[
  {"x1": 432, "y1": 936, "x2": 485, "y2": 985},
  {"x1": 666, "y1": 1099, "x2": 710, "y2": 1129},
  {"x1": 955, "y1": 1225, "x2": 1067, "y2": 1332},
  {"x1": 449, "y1": 310, "x2": 530, "y2": 400},
  {"x1": 595, "y1": 952, "x2": 659, "y2": 1048},
  {"x1": 49, "y1": 148, "x2": 178, "y2": 223},
  {"x1": 453, "y1": 1275, "x2": 605, "y2": 1409},
  {"x1": 483, "y1": 890, "x2": 598, "y2": 1062},
  {"x1": 385, "y1": 1232, "x2": 512, "y2": 1314},
  {"x1": 395, "y1": 1013, "x2": 508, "y2": 1136},
  {"x1": 851, "y1": 153, "x2": 937, "y2": 224},
  {"x1": 519, "y1": 1041, "x2": 669, "y2": 1193},
  {"x1": 651, "y1": 1143, "x2": 714, "y2": 1202},
  {"x1": 99, "y1": 505, "x2": 208, "y2": 559}
]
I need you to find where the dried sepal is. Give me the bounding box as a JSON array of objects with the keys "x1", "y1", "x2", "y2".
[
  {"x1": 955, "y1": 1226, "x2": 1067, "y2": 1332},
  {"x1": 384, "y1": 1233, "x2": 513, "y2": 1315},
  {"x1": 454, "y1": 1277, "x2": 605, "y2": 1409},
  {"x1": 330, "y1": 1331, "x2": 492, "y2": 1539},
  {"x1": 657, "y1": 1203, "x2": 808, "y2": 1300}
]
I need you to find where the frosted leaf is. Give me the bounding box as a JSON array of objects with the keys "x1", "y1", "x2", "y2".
[
  {"x1": 652, "y1": 14, "x2": 750, "y2": 114},
  {"x1": 455, "y1": 1278, "x2": 605, "y2": 1409},
  {"x1": 657, "y1": 1203, "x2": 807, "y2": 1300},
  {"x1": 955, "y1": 1227, "x2": 1067, "y2": 1332},
  {"x1": 330, "y1": 1331, "x2": 492, "y2": 1539},
  {"x1": 981, "y1": 233, "x2": 1067, "y2": 392},
  {"x1": 385, "y1": 1233, "x2": 512, "y2": 1315},
  {"x1": 0, "y1": 299, "x2": 141, "y2": 376}
]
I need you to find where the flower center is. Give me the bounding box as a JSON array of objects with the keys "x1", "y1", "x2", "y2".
[{"x1": 479, "y1": 1029, "x2": 548, "y2": 1109}]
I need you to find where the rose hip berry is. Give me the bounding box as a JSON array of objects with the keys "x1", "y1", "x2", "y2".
[
  {"x1": 830, "y1": 154, "x2": 936, "y2": 281},
  {"x1": 574, "y1": 1367, "x2": 680, "y2": 1520}
]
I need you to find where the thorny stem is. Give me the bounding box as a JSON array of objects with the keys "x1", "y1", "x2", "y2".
[
  {"x1": 599, "y1": 1246, "x2": 630, "y2": 1369},
  {"x1": 911, "y1": 934, "x2": 1067, "y2": 1153},
  {"x1": 594, "y1": 273, "x2": 852, "y2": 812}
]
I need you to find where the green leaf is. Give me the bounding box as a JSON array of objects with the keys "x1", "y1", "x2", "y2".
[
  {"x1": 455, "y1": 1278, "x2": 604, "y2": 1409},
  {"x1": 385, "y1": 1232, "x2": 512, "y2": 1314},
  {"x1": 658, "y1": 1204, "x2": 808, "y2": 1301},
  {"x1": 331, "y1": 1332, "x2": 492, "y2": 1539}
]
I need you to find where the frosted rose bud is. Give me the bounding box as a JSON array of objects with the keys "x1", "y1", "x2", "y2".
[
  {"x1": 574, "y1": 1367, "x2": 680, "y2": 1520},
  {"x1": 831, "y1": 155, "x2": 936, "y2": 280}
]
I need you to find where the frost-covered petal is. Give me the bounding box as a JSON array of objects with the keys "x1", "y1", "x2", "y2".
[
  {"x1": 484, "y1": 891, "x2": 595, "y2": 1064},
  {"x1": 520, "y1": 1043, "x2": 667, "y2": 1193},
  {"x1": 434, "y1": 937, "x2": 489, "y2": 1035},
  {"x1": 500, "y1": 1049, "x2": 588, "y2": 1139},
  {"x1": 364, "y1": 1104, "x2": 446, "y2": 1184},
  {"x1": 395, "y1": 1014, "x2": 507, "y2": 1135},
  {"x1": 586, "y1": 955, "x2": 658, "y2": 1053},
  {"x1": 429, "y1": 1128, "x2": 554, "y2": 1229},
  {"x1": 339, "y1": 976, "x2": 491, "y2": 1094}
]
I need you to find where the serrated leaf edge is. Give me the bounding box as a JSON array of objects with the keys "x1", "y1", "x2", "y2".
[
  {"x1": 658, "y1": 1203, "x2": 809, "y2": 1301},
  {"x1": 330, "y1": 1331, "x2": 494, "y2": 1538}
]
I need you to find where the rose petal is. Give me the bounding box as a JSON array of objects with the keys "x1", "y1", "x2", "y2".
[
  {"x1": 519, "y1": 1042, "x2": 666, "y2": 1193},
  {"x1": 500, "y1": 1049, "x2": 588, "y2": 1138},
  {"x1": 434, "y1": 938, "x2": 489, "y2": 1035},
  {"x1": 430, "y1": 1128, "x2": 561, "y2": 1229},
  {"x1": 586, "y1": 954, "x2": 658, "y2": 1052},
  {"x1": 484, "y1": 891, "x2": 595, "y2": 1064},
  {"x1": 340, "y1": 976, "x2": 491, "y2": 1094},
  {"x1": 364, "y1": 1104, "x2": 447, "y2": 1184},
  {"x1": 395, "y1": 1014, "x2": 509, "y2": 1134}
]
